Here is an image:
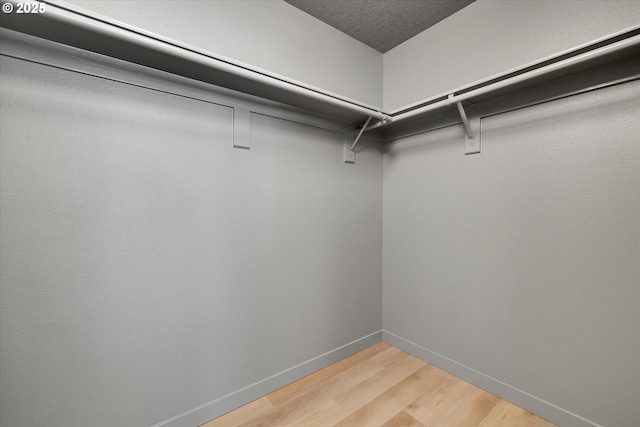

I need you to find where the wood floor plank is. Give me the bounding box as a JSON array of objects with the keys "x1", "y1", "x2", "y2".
[
  {"x1": 202, "y1": 344, "x2": 558, "y2": 427},
  {"x1": 401, "y1": 361, "x2": 458, "y2": 421},
  {"x1": 334, "y1": 365, "x2": 433, "y2": 427},
  {"x1": 477, "y1": 399, "x2": 556, "y2": 427},
  {"x1": 333, "y1": 351, "x2": 426, "y2": 412},
  {"x1": 381, "y1": 410, "x2": 426, "y2": 427},
  {"x1": 200, "y1": 397, "x2": 273, "y2": 427},
  {"x1": 237, "y1": 357, "x2": 385, "y2": 426},
  {"x1": 280, "y1": 399, "x2": 347, "y2": 427},
  {"x1": 454, "y1": 391, "x2": 502, "y2": 427},
  {"x1": 408, "y1": 374, "x2": 488, "y2": 426},
  {"x1": 369, "y1": 344, "x2": 407, "y2": 366},
  {"x1": 267, "y1": 341, "x2": 390, "y2": 406}
]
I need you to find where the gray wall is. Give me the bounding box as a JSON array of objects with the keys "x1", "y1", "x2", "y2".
[
  {"x1": 0, "y1": 43, "x2": 382, "y2": 426},
  {"x1": 59, "y1": 0, "x2": 384, "y2": 108},
  {"x1": 2, "y1": 3, "x2": 639, "y2": 427},
  {"x1": 383, "y1": 0, "x2": 640, "y2": 111},
  {"x1": 383, "y1": 81, "x2": 640, "y2": 427}
]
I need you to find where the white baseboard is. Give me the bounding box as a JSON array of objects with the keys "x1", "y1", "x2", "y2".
[
  {"x1": 154, "y1": 329, "x2": 600, "y2": 427},
  {"x1": 152, "y1": 330, "x2": 383, "y2": 427},
  {"x1": 382, "y1": 330, "x2": 601, "y2": 427}
]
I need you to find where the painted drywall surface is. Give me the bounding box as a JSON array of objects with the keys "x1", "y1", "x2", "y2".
[
  {"x1": 0, "y1": 55, "x2": 383, "y2": 426},
  {"x1": 57, "y1": 0, "x2": 383, "y2": 108},
  {"x1": 383, "y1": 0, "x2": 640, "y2": 111},
  {"x1": 382, "y1": 81, "x2": 640, "y2": 427}
]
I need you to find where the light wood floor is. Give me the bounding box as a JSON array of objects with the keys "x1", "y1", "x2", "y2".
[{"x1": 202, "y1": 342, "x2": 556, "y2": 427}]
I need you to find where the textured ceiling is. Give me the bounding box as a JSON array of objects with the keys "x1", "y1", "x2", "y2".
[{"x1": 285, "y1": 0, "x2": 476, "y2": 53}]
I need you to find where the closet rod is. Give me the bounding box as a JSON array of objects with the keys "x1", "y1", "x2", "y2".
[
  {"x1": 4, "y1": 1, "x2": 390, "y2": 123},
  {"x1": 364, "y1": 28, "x2": 640, "y2": 132}
]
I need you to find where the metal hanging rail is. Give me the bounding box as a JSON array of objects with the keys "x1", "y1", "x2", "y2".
[
  {"x1": 2, "y1": 0, "x2": 638, "y2": 146},
  {"x1": 0, "y1": 0, "x2": 391, "y2": 124},
  {"x1": 363, "y1": 26, "x2": 640, "y2": 133}
]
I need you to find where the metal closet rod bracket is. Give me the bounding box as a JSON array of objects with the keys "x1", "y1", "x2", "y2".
[
  {"x1": 344, "y1": 115, "x2": 392, "y2": 164},
  {"x1": 350, "y1": 116, "x2": 373, "y2": 152},
  {"x1": 448, "y1": 94, "x2": 480, "y2": 155}
]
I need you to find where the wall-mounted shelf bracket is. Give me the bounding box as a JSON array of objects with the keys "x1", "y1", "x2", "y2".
[
  {"x1": 350, "y1": 116, "x2": 373, "y2": 151},
  {"x1": 343, "y1": 132, "x2": 355, "y2": 164},
  {"x1": 233, "y1": 106, "x2": 251, "y2": 149},
  {"x1": 344, "y1": 116, "x2": 372, "y2": 163},
  {"x1": 449, "y1": 94, "x2": 480, "y2": 155}
]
